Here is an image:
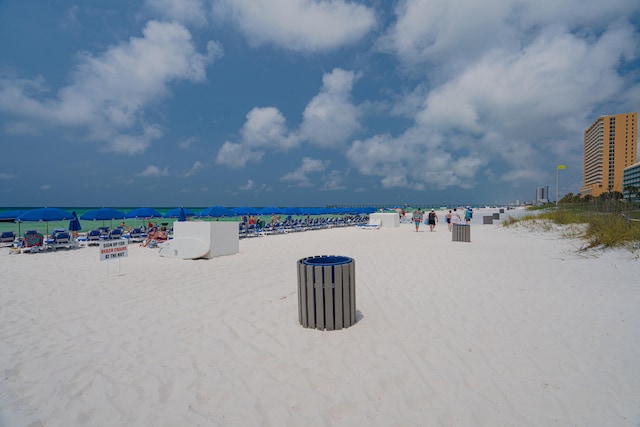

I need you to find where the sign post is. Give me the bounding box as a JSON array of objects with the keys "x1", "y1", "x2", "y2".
[{"x1": 99, "y1": 239, "x2": 128, "y2": 275}]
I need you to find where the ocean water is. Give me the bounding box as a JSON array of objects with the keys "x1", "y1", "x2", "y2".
[
  {"x1": 0, "y1": 207, "x2": 231, "y2": 236},
  {"x1": 0, "y1": 204, "x2": 461, "y2": 236},
  {"x1": 0, "y1": 206, "x2": 374, "y2": 236}
]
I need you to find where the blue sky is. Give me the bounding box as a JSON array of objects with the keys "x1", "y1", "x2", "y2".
[{"x1": 1, "y1": 0, "x2": 639, "y2": 207}]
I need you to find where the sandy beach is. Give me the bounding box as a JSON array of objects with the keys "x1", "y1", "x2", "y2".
[{"x1": 1, "y1": 209, "x2": 639, "y2": 426}]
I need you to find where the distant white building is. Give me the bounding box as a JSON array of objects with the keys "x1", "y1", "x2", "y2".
[{"x1": 536, "y1": 186, "x2": 549, "y2": 204}]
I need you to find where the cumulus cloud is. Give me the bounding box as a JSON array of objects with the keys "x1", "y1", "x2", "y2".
[
  {"x1": 377, "y1": 0, "x2": 638, "y2": 69},
  {"x1": 0, "y1": 20, "x2": 222, "y2": 155},
  {"x1": 298, "y1": 68, "x2": 361, "y2": 148},
  {"x1": 216, "y1": 141, "x2": 265, "y2": 168},
  {"x1": 212, "y1": 0, "x2": 376, "y2": 52},
  {"x1": 239, "y1": 179, "x2": 255, "y2": 190},
  {"x1": 241, "y1": 107, "x2": 298, "y2": 150},
  {"x1": 178, "y1": 137, "x2": 196, "y2": 149},
  {"x1": 280, "y1": 157, "x2": 330, "y2": 187},
  {"x1": 137, "y1": 165, "x2": 170, "y2": 177},
  {"x1": 216, "y1": 106, "x2": 298, "y2": 168},
  {"x1": 320, "y1": 170, "x2": 347, "y2": 191},
  {"x1": 353, "y1": 1, "x2": 640, "y2": 191},
  {"x1": 182, "y1": 160, "x2": 206, "y2": 177},
  {"x1": 144, "y1": 0, "x2": 209, "y2": 26},
  {"x1": 216, "y1": 68, "x2": 360, "y2": 169}
]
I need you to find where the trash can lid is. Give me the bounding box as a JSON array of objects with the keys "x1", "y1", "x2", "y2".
[{"x1": 303, "y1": 255, "x2": 352, "y2": 266}]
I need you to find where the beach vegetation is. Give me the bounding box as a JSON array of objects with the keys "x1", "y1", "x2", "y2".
[{"x1": 504, "y1": 196, "x2": 640, "y2": 251}]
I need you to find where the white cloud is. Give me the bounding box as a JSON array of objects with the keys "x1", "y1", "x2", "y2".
[
  {"x1": 216, "y1": 68, "x2": 361, "y2": 169},
  {"x1": 182, "y1": 160, "x2": 206, "y2": 177},
  {"x1": 144, "y1": 0, "x2": 209, "y2": 26},
  {"x1": 241, "y1": 107, "x2": 297, "y2": 150},
  {"x1": 0, "y1": 172, "x2": 16, "y2": 179},
  {"x1": 212, "y1": 0, "x2": 376, "y2": 52},
  {"x1": 40, "y1": 184, "x2": 51, "y2": 190},
  {"x1": 239, "y1": 179, "x2": 255, "y2": 190},
  {"x1": 377, "y1": 0, "x2": 639, "y2": 69},
  {"x1": 215, "y1": 141, "x2": 265, "y2": 168},
  {"x1": 280, "y1": 157, "x2": 329, "y2": 187},
  {"x1": 320, "y1": 170, "x2": 346, "y2": 191},
  {"x1": 356, "y1": 3, "x2": 640, "y2": 191},
  {"x1": 216, "y1": 106, "x2": 297, "y2": 168},
  {"x1": 0, "y1": 20, "x2": 222, "y2": 155},
  {"x1": 298, "y1": 68, "x2": 361, "y2": 148},
  {"x1": 178, "y1": 137, "x2": 196, "y2": 149},
  {"x1": 137, "y1": 165, "x2": 170, "y2": 177}
]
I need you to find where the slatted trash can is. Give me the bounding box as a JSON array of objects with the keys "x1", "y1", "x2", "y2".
[
  {"x1": 493, "y1": 212, "x2": 500, "y2": 220},
  {"x1": 452, "y1": 224, "x2": 471, "y2": 242},
  {"x1": 483, "y1": 215, "x2": 493, "y2": 224},
  {"x1": 297, "y1": 255, "x2": 356, "y2": 331}
]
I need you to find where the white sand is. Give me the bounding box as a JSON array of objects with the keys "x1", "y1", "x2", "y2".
[{"x1": 1, "y1": 209, "x2": 639, "y2": 426}]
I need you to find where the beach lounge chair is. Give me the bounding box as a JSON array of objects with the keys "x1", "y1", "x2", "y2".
[
  {"x1": 16, "y1": 230, "x2": 45, "y2": 253},
  {"x1": 86, "y1": 229, "x2": 101, "y2": 245},
  {"x1": 46, "y1": 229, "x2": 74, "y2": 250},
  {"x1": 108, "y1": 228, "x2": 124, "y2": 240},
  {"x1": 0, "y1": 231, "x2": 16, "y2": 246},
  {"x1": 124, "y1": 228, "x2": 144, "y2": 242},
  {"x1": 357, "y1": 219, "x2": 381, "y2": 230}
]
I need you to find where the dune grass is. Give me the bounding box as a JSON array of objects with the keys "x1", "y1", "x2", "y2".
[{"x1": 503, "y1": 203, "x2": 640, "y2": 251}]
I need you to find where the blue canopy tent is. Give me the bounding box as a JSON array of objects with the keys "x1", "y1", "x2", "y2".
[{"x1": 16, "y1": 207, "x2": 74, "y2": 235}]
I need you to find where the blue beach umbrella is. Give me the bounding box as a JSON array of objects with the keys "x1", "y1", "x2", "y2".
[
  {"x1": 177, "y1": 207, "x2": 187, "y2": 222},
  {"x1": 81, "y1": 207, "x2": 127, "y2": 230},
  {"x1": 196, "y1": 206, "x2": 235, "y2": 218},
  {"x1": 259, "y1": 206, "x2": 284, "y2": 215},
  {"x1": 232, "y1": 206, "x2": 259, "y2": 216},
  {"x1": 0, "y1": 209, "x2": 27, "y2": 221},
  {"x1": 163, "y1": 207, "x2": 195, "y2": 219},
  {"x1": 282, "y1": 207, "x2": 301, "y2": 216},
  {"x1": 18, "y1": 207, "x2": 74, "y2": 222},
  {"x1": 125, "y1": 207, "x2": 162, "y2": 219},
  {"x1": 80, "y1": 208, "x2": 126, "y2": 221},
  {"x1": 17, "y1": 207, "x2": 74, "y2": 235},
  {"x1": 68, "y1": 211, "x2": 82, "y2": 233}
]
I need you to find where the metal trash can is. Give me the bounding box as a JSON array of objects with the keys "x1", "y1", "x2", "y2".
[
  {"x1": 452, "y1": 224, "x2": 471, "y2": 242},
  {"x1": 493, "y1": 212, "x2": 500, "y2": 220},
  {"x1": 483, "y1": 215, "x2": 493, "y2": 224},
  {"x1": 297, "y1": 255, "x2": 356, "y2": 331}
]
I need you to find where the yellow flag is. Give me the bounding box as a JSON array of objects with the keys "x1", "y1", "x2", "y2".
[{"x1": 557, "y1": 164, "x2": 566, "y2": 170}]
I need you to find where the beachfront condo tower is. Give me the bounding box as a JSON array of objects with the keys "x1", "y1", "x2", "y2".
[{"x1": 580, "y1": 112, "x2": 638, "y2": 197}]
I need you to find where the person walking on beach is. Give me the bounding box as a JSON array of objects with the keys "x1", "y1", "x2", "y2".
[
  {"x1": 465, "y1": 207, "x2": 473, "y2": 224},
  {"x1": 412, "y1": 208, "x2": 423, "y2": 232},
  {"x1": 450, "y1": 208, "x2": 462, "y2": 229},
  {"x1": 446, "y1": 210, "x2": 453, "y2": 231},
  {"x1": 427, "y1": 209, "x2": 438, "y2": 231}
]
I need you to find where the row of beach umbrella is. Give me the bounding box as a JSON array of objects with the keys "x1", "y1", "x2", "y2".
[{"x1": 0, "y1": 206, "x2": 377, "y2": 235}]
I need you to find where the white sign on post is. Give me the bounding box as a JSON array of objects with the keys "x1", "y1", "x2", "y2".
[{"x1": 99, "y1": 239, "x2": 128, "y2": 261}]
